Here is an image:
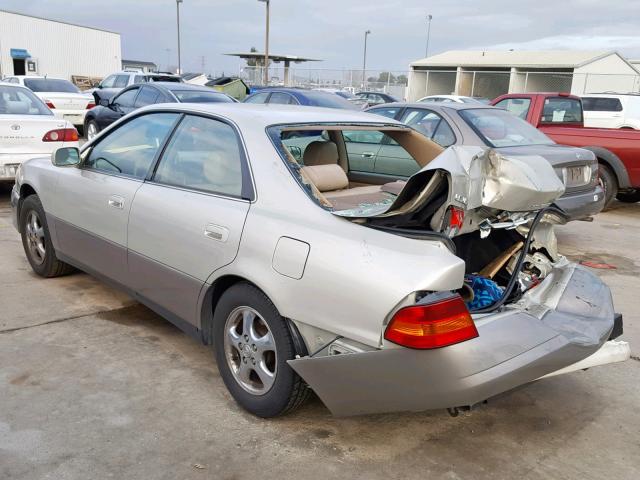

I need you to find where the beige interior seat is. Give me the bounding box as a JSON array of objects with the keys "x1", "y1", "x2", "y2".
[{"x1": 299, "y1": 140, "x2": 396, "y2": 210}]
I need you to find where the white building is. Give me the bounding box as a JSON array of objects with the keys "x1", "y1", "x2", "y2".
[
  {"x1": 408, "y1": 50, "x2": 640, "y2": 101},
  {"x1": 0, "y1": 9, "x2": 121, "y2": 80}
]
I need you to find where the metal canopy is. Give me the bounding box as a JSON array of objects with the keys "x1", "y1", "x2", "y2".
[{"x1": 10, "y1": 48, "x2": 31, "y2": 60}]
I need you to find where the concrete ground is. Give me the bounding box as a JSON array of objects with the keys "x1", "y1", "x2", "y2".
[{"x1": 1, "y1": 182, "x2": 638, "y2": 480}]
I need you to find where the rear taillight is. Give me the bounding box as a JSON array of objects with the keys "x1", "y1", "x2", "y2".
[
  {"x1": 443, "y1": 206, "x2": 465, "y2": 237},
  {"x1": 384, "y1": 295, "x2": 478, "y2": 349},
  {"x1": 43, "y1": 99, "x2": 55, "y2": 109},
  {"x1": 42, "y1": 128, "x2": 79, "y2": 142},
  {"x1": 86, "y1": 101, "x2": 96, "y2": 109}
]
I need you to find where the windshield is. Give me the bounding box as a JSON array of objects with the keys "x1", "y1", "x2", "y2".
[
  {"x1": 0, "y1": 85, "x2": 52, "y2": 115},
  {"x1": 23, "y1": 78, "x2": 80, "y2": 93},
  {"x1": 305, "y1": 91, "x2": 359, "y2": 110},
  {"x1": 459, "y1": 108, "x2": 554, "y2": 148},
  {"x1": 172, "y1": 90, "x2": 235, "y2": 103}
]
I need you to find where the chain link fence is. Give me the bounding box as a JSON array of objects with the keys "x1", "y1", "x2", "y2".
[
  {"x1": 239, "y1": 66, "x2": 409, "y2": 98},
  {"x1": 233, "y1": 66, "x2": 640, "y2": 101}
]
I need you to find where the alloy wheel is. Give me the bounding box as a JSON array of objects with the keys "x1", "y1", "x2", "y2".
[
  {"x1": 87, "y1": 122, "x2": 98, "y2": 140},
  {"x1": 223, "y1": 306, "x2": 277, "y2": 395},
  {"x1": 25, "y1": 211, "x2": 46, "y2": 265}
]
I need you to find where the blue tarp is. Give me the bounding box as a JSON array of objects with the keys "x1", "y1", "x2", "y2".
[{"x1": 10, "y1": 48, "x2": 31, "y2": 60}]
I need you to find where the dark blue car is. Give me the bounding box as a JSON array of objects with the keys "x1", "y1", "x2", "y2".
[{"x1": 243, "y1": 88, "x2": 358, "y2": 110}]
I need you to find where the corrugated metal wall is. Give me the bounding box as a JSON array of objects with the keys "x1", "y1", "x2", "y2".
[{"x1": 0, "y1": 10, "x2": 121, "y2": 80}]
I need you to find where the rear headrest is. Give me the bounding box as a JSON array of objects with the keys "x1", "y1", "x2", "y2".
[
  {"x1": 303, "y1": 141, "x2": 339, "y2": 166},
  {"x1": 301, "y1": 164, "x2": 348, "y2": 192}
]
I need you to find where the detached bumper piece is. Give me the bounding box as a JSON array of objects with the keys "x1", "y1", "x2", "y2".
[{"x1": 289, "y1": 264, "x2": 625, "y2": 417}]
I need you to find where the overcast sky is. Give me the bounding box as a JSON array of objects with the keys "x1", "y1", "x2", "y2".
[{"x1": 3, "y1": 0, "x2": 640, "y2": 75}]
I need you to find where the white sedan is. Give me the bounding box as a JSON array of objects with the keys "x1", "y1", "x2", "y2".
[
  {"x1": 4, "y1": 76, "x2": 94, "y2": 130},
  {"x1": 0, "y1": 82, "x2": 79, "y2": 181}
]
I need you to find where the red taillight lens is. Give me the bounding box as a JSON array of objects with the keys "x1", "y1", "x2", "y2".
[
  {"x1": 384, "y1": 295, "x2": 478, "y2": 349},
  {"x1": 44, "y1": 99, "x2": 55, "y2": 109},
  {"x1": 86, "y1": 101, "x2": 96, "y2": 109},
  {"x1": 42, "y1": 128, "x2": 79, "y2": 142}
]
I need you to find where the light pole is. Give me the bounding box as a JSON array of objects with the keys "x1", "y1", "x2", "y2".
[
  {"x1": 258, "y1": 0, "x2": 270, "y2": 85},
  {"x1": 425, "y1": 14, "x2": 433, "y2": 58},
  {"x1": 176, "y1": 0, "x2": 183, "y2": 74},
  {"x1": 362, "y1": 30, "x2": 371, "y2": 90}
]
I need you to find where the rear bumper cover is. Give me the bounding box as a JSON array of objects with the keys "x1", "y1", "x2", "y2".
[
  {"x1": 554, "y1": 185, "x2": 605, "y2": 220},
  {"x1": 289, "y1": 264, "x2": 621, "y2": 416}
]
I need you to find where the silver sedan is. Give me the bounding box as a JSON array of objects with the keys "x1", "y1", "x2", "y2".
[{"x1": 11, "y1": 103, "x2": 629, "y2": 417}]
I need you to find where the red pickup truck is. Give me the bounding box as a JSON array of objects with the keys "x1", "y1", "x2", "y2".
[{"x1": 491, "y1": 93, "x2": 640, "y2": 206}]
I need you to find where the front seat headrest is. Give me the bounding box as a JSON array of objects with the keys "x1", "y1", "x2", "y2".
[{"x1": 303, "y1": 140, "x2": 339, "y2": 166}]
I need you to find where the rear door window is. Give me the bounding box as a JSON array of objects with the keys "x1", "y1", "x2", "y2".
[
  {"x1": 582, "y1": 97, "x2": 623, "y2": 112},
  {"x1": 113, "y1": 88, "x2": 139, "y2": 109},
  {"x1": 493, "y1": 98, "x2": 531, "y2": 120},
  {"x1": 134, "y1": 86, "x2": 160, "y2": 107},
  {"x1": 541, "y1": 97, "x2": 583, "y2": 124},
  {"x1": 244, "y1": 92, "x2": 269, "y2": 104},
  {"x1": 84, "y1": 113, "x2": 179, "y2": 178},
  {"x1": 402, "y1": 108, "x2": 456, "y2": 147},
  {"x1": 153, "y1": 115, "x2": 245, "y2": 197}
]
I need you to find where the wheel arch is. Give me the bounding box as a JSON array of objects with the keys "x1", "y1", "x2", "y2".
[
  {"x1": 581, "y1": 146, "x2": 631, "y2": 189},
  {"x1": 16, "y1": 183, "x2": 38, "y2": 233},
  {"x1": 198, "y1": 274, "x2": 307, "y2": 355}
]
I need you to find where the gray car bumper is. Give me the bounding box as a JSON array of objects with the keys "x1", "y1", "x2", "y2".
[
  {"x1": 10, "y1": 183, "x2": 20, "y2": 231},
  {"x1": 289, "y1": 264, "x2": 615, "y2": 416},
  {"x1": 555, "y1": 185, "x2": 605, "y2": 220}
]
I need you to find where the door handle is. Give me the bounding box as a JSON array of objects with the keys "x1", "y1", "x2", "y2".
[
  {"x1": 362, "y1": 152, "x2": 375, "y2": 158},
  {"x1": 108, "y1": 195, "x2": 124, "y2": 209},
  {"x1": 204, "y1": 223, "x2": 229, "y2": 242}
]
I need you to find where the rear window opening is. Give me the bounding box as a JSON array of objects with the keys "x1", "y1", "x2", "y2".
[
  {"x1": 269, "y1": 123, "x2": 564, "y2": 313},
  {"x1": 270, "y1": 124, "x2": 444, "y2": 216}
]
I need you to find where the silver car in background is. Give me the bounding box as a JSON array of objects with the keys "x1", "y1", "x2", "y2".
[
  {"x1": 11, "y1": 103, "x2": 629, "y2": 417},
  {"x1": 367, "y1": 102, "x2": 605, "y2": 220}
]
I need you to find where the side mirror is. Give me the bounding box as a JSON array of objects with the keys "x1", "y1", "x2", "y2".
[
  {"x1": 52, "y1": 147, "x2": 81, "y2": 167},
  {"x1": 99, "y1": 98, "x2": 110, "y2": 107},
  {"x1": 288, "y1": 145, "x2": 302, "y2": 160}
]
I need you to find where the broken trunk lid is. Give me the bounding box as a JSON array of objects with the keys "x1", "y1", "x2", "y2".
[{"x1": 332, "y1": 146, "x2": 565, "y2": 221}]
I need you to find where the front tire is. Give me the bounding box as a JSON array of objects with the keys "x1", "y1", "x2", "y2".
[
  {"x1": 616, "y1": 189, "x2": 640, "y2": 203},
  {"x1": 19, "y1": 195, "x2": 74, "y2": 278},
  {"x1": 213, "y1": 282, "x2": 309, "y2": 417},
  {"x1": 598, "y1": 163, "x2": 618, "y2": 209}
]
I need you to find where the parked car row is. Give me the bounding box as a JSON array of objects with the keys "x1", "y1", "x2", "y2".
[
  {"x1": 0, "y1": 83, "x2": 79, "y2": 181},
  {"x1": 9, "y1": 102, "x2": 629, "y2": 418}
]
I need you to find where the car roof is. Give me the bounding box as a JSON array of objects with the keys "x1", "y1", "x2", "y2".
[
  {"x1": 137, "y1": 103, "x2": 404, "y2": 130},
  {"x1": 370, "y1": 101, "x2": 498, "y2": 111},
  {"x1": 154, "y1": 82, "x2": 223, "y2": 92}
]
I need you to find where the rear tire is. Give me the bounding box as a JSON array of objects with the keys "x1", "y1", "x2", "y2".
[
  {"x1": 213, "y1": 282, "x2": 310, "y2": 417},
  {"x1": 85, "y1": 120, "x2": 100, "y2": 141},
  {"x1": 616, "y1": 190, "x2": 640, "y2": 203},
  {"x1": 598, "y1": 163, "x2": 618, "y2": 210},
  {"x1": 19, "y1": 195, "x2": 74, "y2": 278}
]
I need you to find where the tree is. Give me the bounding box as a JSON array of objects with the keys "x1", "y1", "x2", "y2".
[
  {"x1": 396, "y1": 74, "x2": 408, "y2": 85},
  {"x1": 377, "y1": 72, "x2": 396, "y2": 83}
]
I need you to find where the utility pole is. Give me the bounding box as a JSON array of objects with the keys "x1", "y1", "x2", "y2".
[
  {"x1": 362, "y1": 30, "x2": 371, "y2": 90},
  {"x1": 200, "y1": 55, "x2": 205, "y2": 74},
  {"x1": 176, "y1": 0, "x2": 183, "y2": 74},
  {"x1": 425, "y1": 14, "x2": 433, "y2": 58},
  {"x1": 258, "y1": 0, "x2": 270, "y2": 85}
]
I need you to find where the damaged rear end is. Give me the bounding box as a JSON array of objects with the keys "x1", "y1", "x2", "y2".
[{"x1": 283, "y1": 134, "x2": 629, "y2": 416}]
